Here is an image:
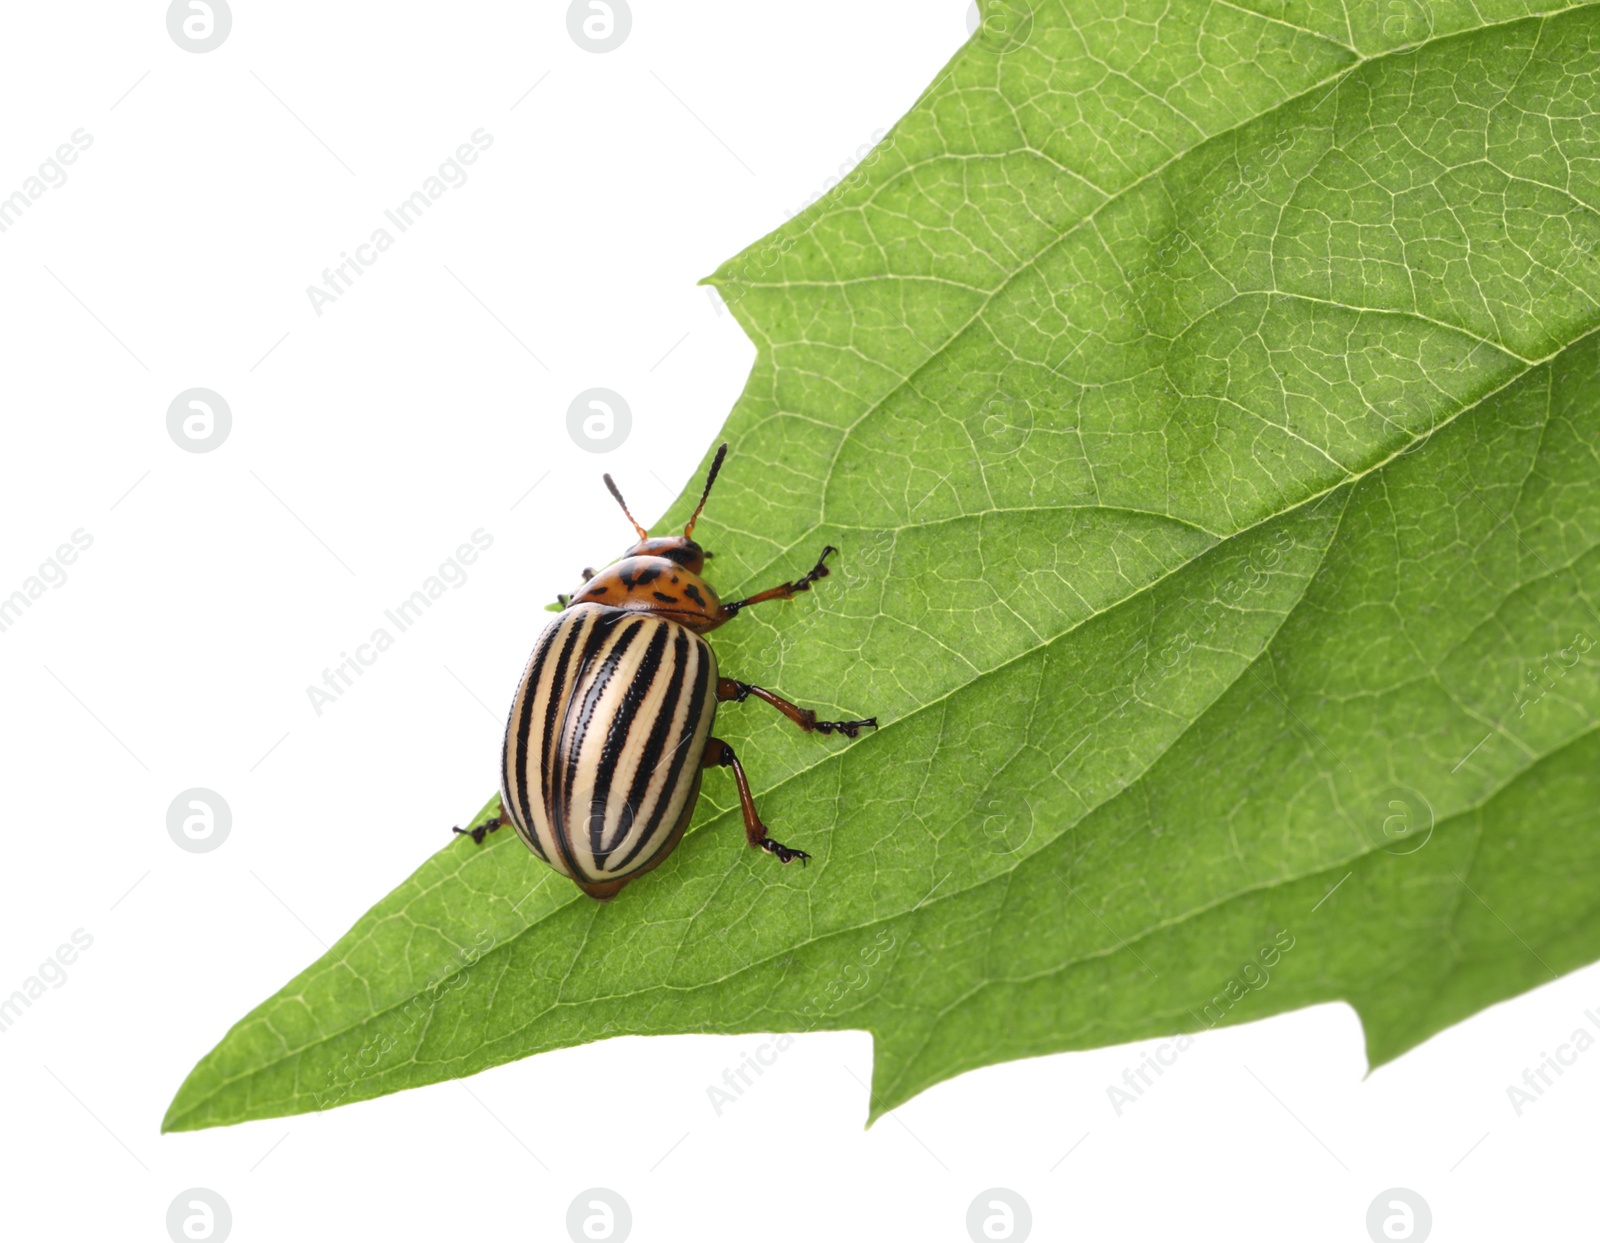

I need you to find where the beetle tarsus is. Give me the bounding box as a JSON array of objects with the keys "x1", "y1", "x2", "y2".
[
  {"x1": 757, "y1": 837, "x2": 811, "y2": 865},
  {"x1": 813, "y1": 715, "x2": 878, "y2": 738},
  {"x1": 797, "y1": 545, "x2": 837, "y2": 589},
  {"x1": 719, "y1": 545, "x2": 839, "y2": 620},
  {"x1": 704, "y1": 736, "x2": 813, "y2": 868},
  {"x1": 453, "y1": 817, "x2": 503, "y2": 846}
]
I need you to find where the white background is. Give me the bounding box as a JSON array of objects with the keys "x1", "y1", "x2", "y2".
[{"x1": 0, "y1": 2, "x2": 1595, "y2": 1240}]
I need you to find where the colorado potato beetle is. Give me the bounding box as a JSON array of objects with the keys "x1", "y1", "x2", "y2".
[{"x1": 454, "y1": 444, "x2": 877, "y2": 899}]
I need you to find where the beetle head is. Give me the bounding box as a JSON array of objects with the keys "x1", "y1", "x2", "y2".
[
  {"x1": 603, "y1": 443, "x2": 727, "y2": 576},
  {"x1": 622, "y1": 535, "x2": 708, "y2": 572}
]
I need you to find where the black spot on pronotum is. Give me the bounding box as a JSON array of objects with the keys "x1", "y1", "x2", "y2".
[
  {"x1": 684, "y1": 584, "x2": 706, "y2": 606},
  {"x1": 652, "y1": 591, "x2": 678, "y2": 604}
]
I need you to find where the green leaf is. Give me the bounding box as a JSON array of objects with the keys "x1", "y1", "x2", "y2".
[{"x1": 164, "y1": 0, "x2": 1600, "y2": 1132}]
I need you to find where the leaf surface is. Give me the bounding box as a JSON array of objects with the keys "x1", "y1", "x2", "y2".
[{"x1": 166, "y1": 0, "x2": 1600, "y2": 1131}]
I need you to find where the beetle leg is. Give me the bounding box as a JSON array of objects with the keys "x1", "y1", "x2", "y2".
[
  {"x1": 717, "y1": 545, "x2": 837, "y2": 621},
  {"x1": 452, "y1": 803, "x2": 507, "y2": 846},
  {"x1": 702, "y1": 737, "x2": 810, "y2": 865},
  {"x1": 717, "y1": 678, "x2": 877, "y2": 738},
  {"x1": 551, "y1": 569, "x2": 599, "y2": 610}
]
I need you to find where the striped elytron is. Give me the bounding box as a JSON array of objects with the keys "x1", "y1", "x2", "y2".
[{"x1": 455, "y1": 445, "x2": 877, "y2": 899}]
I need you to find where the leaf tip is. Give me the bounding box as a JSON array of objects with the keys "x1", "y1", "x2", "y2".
[{"x1": 161, "y1": 1070, "x2": 208, "y2": 1134}]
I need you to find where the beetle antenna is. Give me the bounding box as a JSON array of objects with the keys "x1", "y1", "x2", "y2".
[
  {"x1": 684, "y1": 443, "x2": 728, "y2": 539},
  {"x1": 603, "y1": 474, "x2": 649, "y2": 540}
]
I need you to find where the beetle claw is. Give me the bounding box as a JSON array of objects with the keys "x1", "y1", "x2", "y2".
[
  {"x1": 759, "y1": 836, "x2": 811, "y2": 866},
  {"x1": 453, "y1": 817, "x2": 502, "y2": 846},
  {"x1": 814, "y1": 716, "x2": 879, "y2": 739}
]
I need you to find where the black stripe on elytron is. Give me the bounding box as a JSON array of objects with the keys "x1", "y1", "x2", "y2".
[
  {"x1": 533, "y1": 608, "x2": 598, "y2": 875},
  {"x1": 611, "y1": 728, "x2": 699, "y2": 874},
  {"x1": 614, "y1": 629, "x2": 711, "y2": 873},
  {"x1": 643, "y1": 632, "x2": 713, "y2": 858},
  {"x1": 548, "y1": 610, "x2": 636, "y2": 878},
  {"x1": 591, "y1": 622, "x2": 670, "y2": 869},
  {"x1": 608, "y1": 625, "x2": 691, "y2": 873},
  {"x1": 507, "y1": 614, "x2": 570, "y2": 861},
  {"x1": 559, "y1": 616, "x2": 646, "y2": 867}
]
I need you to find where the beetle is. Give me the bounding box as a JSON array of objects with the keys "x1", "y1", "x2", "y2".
[{"x1": 453, "y1": 444, "x2": 877, "y2": 899}]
